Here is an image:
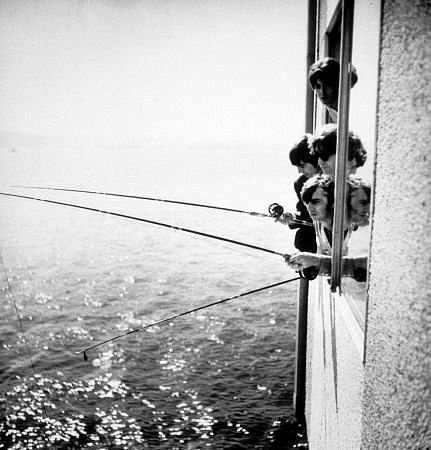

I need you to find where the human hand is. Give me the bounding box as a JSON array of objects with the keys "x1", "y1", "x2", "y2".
[
  {"x1": 285, "y1": 252, "x2": 321, "y2": 271},
  {"x1": 275, "y1": 212, "x2": 295, "y2": 225}
]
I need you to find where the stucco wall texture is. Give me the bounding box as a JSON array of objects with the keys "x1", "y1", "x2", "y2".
[{"x1": 364, "y1": 1, "x2": 431, "y2": 449}]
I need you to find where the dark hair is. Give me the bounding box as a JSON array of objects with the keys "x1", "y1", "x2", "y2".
[
  {"x1": 309, "y1": 124, "x2": 367, "y2": 167},
  {"x1": 308, "y1": 57, "x2": 358, "y2": 89},
  {"x1": 289, "y1": 134, "x2": 318, "y2": 167},
  {"x1": 300, "y1": 174, "x2": 335, "y2": 210},
  {"x1": 347, "y1": 176, "x2": 372, "y2": 211}
]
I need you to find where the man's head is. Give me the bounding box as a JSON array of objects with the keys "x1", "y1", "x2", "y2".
[
  {"x1": 301, "y1": 174, "x2": 335, "y2": 224},
  {"x1": 308, "y1": 57, "x2": 358, "y2": 110},
  {"x1": 309, "y1": 124, "x2": 367, "y2": 176},
  {"x1": 347, "y1": 176, "x2": 371, "y2": 226},
  {"x1": 289, "y1": 134, "x2": 319, "y2": 179}
]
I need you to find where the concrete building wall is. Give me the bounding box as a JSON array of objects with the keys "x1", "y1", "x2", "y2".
[{"x1": 363, "y1": 1, "x2": 431, "y2": 448}]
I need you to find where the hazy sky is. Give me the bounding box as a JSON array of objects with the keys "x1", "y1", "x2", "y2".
[{"x1": 0, "y1": 0, "x2": 307, "y2": 145}]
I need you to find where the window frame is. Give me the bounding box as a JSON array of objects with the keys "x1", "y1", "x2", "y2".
[
  {"x1": 329, "y1": 0, "x2": 355, "y2": 289},
  {"x1": 322, "y1": 0, "x2": 368, "y2": 359}
]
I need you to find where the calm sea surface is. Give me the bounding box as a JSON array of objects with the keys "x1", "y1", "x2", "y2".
[{"x1": 0, "y1": 144, "x2": 307, "y2": 449}]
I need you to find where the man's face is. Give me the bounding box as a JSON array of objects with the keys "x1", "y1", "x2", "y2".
[
  {"x1": 306, "y1": 187, "x2": 331, "y2": 223},
  {"x1": 297, "y1": 161, "x2": 318, "y2": 179},
  {"x1": 318, "y1": 155, "x2": 356, "y2": 176},
  {"x1": 314, "y1": 78, "x2": 338, "y2": 109},
  {"x1": 318, "y1": 154, "x2": 336, "y2": 175},
  {"x1": 350, "y1": 188, "x2": 370, "y2": 226}
]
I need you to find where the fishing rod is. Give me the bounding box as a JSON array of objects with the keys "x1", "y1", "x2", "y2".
[
  {"x1": 78, "y1": 276, "x2": 300, "y2": 361},
  {"x1": 0, "y1": 192, "x2": 288, "y2": 258},
  {"x1": 11, "y1": 185, "x2": 313, "y2": 227}
]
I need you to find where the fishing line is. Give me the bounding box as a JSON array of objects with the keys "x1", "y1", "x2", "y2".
[
  {"x1": 1, "y1": 213, "x2": 53, "y2": 420},
  {"x1": 0, "y1": 192, "x2": 289, "y2": 258},
  {"x1": 5, "y1": 202, "x2": 52, "y2": 353},
  {"x1": 78, "y1": 276, "x2": 300, "y2": 361},
  {"x1": 11, "y1": 185, "x2": 313, "y2": 227},
  {"x1": 0, "y1": 251, "x2": 36, "y2": 374}
]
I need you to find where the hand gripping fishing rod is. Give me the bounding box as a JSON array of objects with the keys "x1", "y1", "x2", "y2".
[
  {"x1": 0, "y1": 192, "x2": 286, "y2": 258},
  {"x1": 11, "y1": 185, "x2": 313, "y2": 227},
  {"x1": 78, "y1": 276, "x2": 300, "y2": 361}
]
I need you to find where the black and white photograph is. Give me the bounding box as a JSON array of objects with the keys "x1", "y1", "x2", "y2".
[{"x1": 0, "y1": 1, "x2": 429, "y2": 449}]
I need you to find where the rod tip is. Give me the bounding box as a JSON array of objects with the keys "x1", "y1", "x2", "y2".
[{"x1": 83, "y1": 351, "x2": 88, "y2": 362}]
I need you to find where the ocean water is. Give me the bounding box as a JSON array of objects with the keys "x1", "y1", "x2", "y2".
[{"x1": 0, "y1": 144, "x2": 307, "y2": 449}]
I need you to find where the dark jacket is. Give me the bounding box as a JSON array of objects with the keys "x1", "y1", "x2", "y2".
[{"x1": 288, "y1": 175, "x2": 317, "y2": 253}]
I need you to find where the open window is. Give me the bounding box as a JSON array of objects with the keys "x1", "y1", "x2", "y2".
[{"x1": 314, "y1": 0, "x2": 379, "y2": 332}]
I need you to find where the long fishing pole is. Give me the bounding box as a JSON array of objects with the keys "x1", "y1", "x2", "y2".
[
  {"x1": 11, "y1": 185, "x2": 313, "y2": 227},
  {"x1": 0, "y1": 192, "x2": 288, "y2": 258},
  {"x1": 78, "y1": 276, "x2": 300, "y2": 361}
]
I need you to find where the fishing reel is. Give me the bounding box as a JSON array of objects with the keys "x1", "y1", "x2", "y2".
[
  {"x1": 299, "y1": 266, "x2": 320, "y2": 280},
  {"x1": 268, "y1": 202, "x2": 284, "y2": 219}
]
